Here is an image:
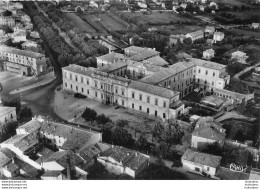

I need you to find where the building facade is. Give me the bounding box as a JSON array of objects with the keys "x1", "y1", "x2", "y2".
[
  {"x1": 0, "y1": 45, "x2": 47, "y2": 76},
  {"x1": 0, "y1": 106, "x2": 17, "y2": 125},
  {"x1": 0, "y1": 16, "x2": 15, "y2": 27}
]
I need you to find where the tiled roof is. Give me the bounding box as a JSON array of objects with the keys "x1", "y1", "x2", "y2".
[
  {"x1": 18, "y1": 119, "x2": 42, "y2": 133},
  {"x1": 0, "y1": 106, "x2": 16, "y2": 119},
  {"x1": 5, "y1": 163, "x2": 19, "y2": 173},
  {"x1": 62, "y1": 64, "x2": 97, "y2": 77},
  {"x1": 14, "y1": 158, "x2": 39, "y2": 178},
  {"x1": 145, "y1": 56, "x2": 169, "y2": 66},
  {"x1": 99, "y1": 146, "x2": 149, "y2": 171},
  {"x1": 36, "y1": 147, "x2": 55, "y2": 163},
  {"x1": 204, "y1": 48, "x2": 214, "y2": 54},
  {"x1": 190, "y1": 58, "x2": 226, "y2": 70},
  {"x1": 127, "y1": 61, "x2": 164, "y2": 73},
  {"x1": 79, "y1": 142, "x2": 111, "y2": 161},
  {"x1": 99, "y1": 61, "x2": 127, "y2": 73},
  {"x1": 232, "y1": 51, "x2": 246, "y2": 57},
  {"x1": 44, "y1": 150, "x2": 85, "y2": 170},
  {"x1": 40, "y1": 121, "x2": 99, "y2": 151},
  {"x1": 140, "y1": 61, "x2": 194, "y2": 85},
  {"x1": 186, "y1": 30, "x2": 204, "y2": 38},
  {"x1": 125, "y1": 46, "x2": 160, "y2": 61},
  {"x1": 0, "y1": 45, "x2": 45, "y2": 59},
  {"x1": 182, "y1": 149, "x2": 222, "y2": 168},
  {"x1": 97, "y1": 52, "x2": 124, "y2": 63},
  {"x1": 41, "y1": 170, "x2": 62, "y2": 177},
  {"x1": 0, "y1": 152, "x2": 10, "y2": 167},
  {"x1": 0, "y1": 148, "x2": 16, "y2": 159},
  {"x1": 129, "y1": 80, "x2": 177, "y2": 99},
  {"x1": 205, "y1": 26, "x2": 215, "y2": 32},
  {"x1": 192, "y1": 125, "x2": 226, "y2": 141}
]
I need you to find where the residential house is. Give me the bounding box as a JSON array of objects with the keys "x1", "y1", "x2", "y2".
[
  {"x1": 0, "y1": 45, "x2": 47, "y2": 76},
  {"x1": 181, "y1": 149, "x2": 222, "y2": 177},
  {"x1": 169, "y1": 34, "x2": 185, "y2": 45},
  {"x1": 209, "y1": 2, "x2": 218, "y2": 9},
  {"x1": 0, "y1": 148, "x2": 17, "y2": 178},
  {"x1": 9, "y1": 30, "x2": 27, "y2": 43},
  {"x1": 192, "y1": 58, "x2": 230, "y2": 89},
  {"x1": 97, "y1": 145, "x2": 150, "y2": 178},
  {"x1": 0, "y1": 106, "x2": 17, "y2": 125},
  {"x1": 21, "y1": 40, "x2": 38, "y2": 50},
  {"x1": 213, "y1": 32, "x2": 224, "y2": 43},
  {"x1": 185, "y1": 30, "x2": 204, "y2": 42},
  {"x1": 252, "y1": 23, "x2": 260, "y2": 29},
  {"x1": 231, "y1": 51, "x2": 248, "y2": 64},
  {"x1": 30, "y1": 31, "x2": 40, "y2": 39},
  {"x1": 96, "y1": 52, "x2": 125, "y2": 68},
  {"x1": 191, "y1": 116, "x2": 226, "y2": 149},
  {"x1": 180, "y1": 3, "x2": 187, "y2": 9},
  {"x1": 205, "y1": 26, "x2": 215, "y2": 35},
  {"x1": 0, "y1": 16, "x2": 15, "y2": 27},
  {"x1": 199, "y1": 5, "x2": 205, "y2": 12},
  {"x1": 203, "y1": 48, "x2": 215, "y2": 60},
  {"x1": 137, "y1": 1, "x2": 148, "y2": 8},
  {"x1": 0, "y1": 29, "x2": 6, "y2": 36}
]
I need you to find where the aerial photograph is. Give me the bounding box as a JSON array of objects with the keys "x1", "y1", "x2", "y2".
[{"x1": 0, "y1": 0, "x2": 260, "y2": 182}]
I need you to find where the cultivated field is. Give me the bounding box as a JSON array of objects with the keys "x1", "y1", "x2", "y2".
[
  {"x1": 228, "y1": 28, "x2": 260, "y2": 39},
  {"x1": 212, "y1": 0, "x2": 252, "y2": 6},
  {"x1": 92, "y1": 13, "x2": 128, "y2": 31},
  {"x1": 227, "y1": 10, "x2": 260, "y2": 19},
  {"x1": 62, "y1": 12, "x2": 97, "y2": 33},
  {"x1": 121, "y1": 12, "x2": 192, "y2": 25},
  {"x1": 157, "y1": 25, "x2": 205, "y2": 35}
]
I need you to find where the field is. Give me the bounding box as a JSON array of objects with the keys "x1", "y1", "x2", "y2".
[
  {"x1": 212, "y1": 0, "x2": 251, "y2": 6},
  {"x1": 228, "y1": 28, "x2": 260, "y2": 39},
  {"x1": 227, "y1": 10, "x2": 260, "y2": 19},
  {"x1": 90, "y1": 13, "x2": 128, "y2": 31},
  {"x1": 121, "y1": 12, "x2": 192, "y2": 25},
  {"x1": 62, "y1": 12, "x2": 97, "y2": 34},
  {"x1": 157, "y1": 25, "x2": 204, "y2": 35}
]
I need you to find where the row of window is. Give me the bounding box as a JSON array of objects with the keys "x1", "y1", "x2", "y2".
[
  {"x1": 131, "y1": 103, "x2": 166, "y2": 118},
  {"x1": 197, "y1": 69, "x2": 216, "y2": 77},
  {"x1": 131, "y1": 92, "x2": 167, "y2": 108},
  {"x1": 197, "y1": 79, "x2": 215, "y2": 86}
]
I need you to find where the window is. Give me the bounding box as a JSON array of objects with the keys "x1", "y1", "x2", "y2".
[
  {"x1": 115, "y1": 87, "x2": 118, "y2": 94},
  {"x1": 122, "y1": 89, "x2": 125, "y2": 96},
  {"x1": 155, "y1": 98, "x2": 158, "y2": 106},
  {"x1": 205, "y1": 70, "x2": 208, "y2": 75},
  {"x1": 65, "y1": 83, "x2": 67, "y2": 88},
  {"x1": 87, "y1": 79, "x2": 89, "y2": 85},
  {"x1": 147, "y1": 96, "x2": 150, "y2": 103},
  {"x1": 81, "y1": 88, "x2": 84, "y2": 93},
  {"x1": 76, "y1": 86, "x2": 78, "y2": 91},
  {"x1": 70, "y1": 84, "x2": 73, "y2": 89},
  {"x1": 115, "y1": 98, "x2": 117, "y2": 104},
  {"x1": 132, "y1": 103, "x2": 134, "y2": 109},
  {"x1": 75, "y1": 75, "x2": 78, "y2": 82},
  {"x1": 139, "y1": 94, "x2": 142, "y2": 101},
  {"x1": 163, "y1": 101, "x2": 166, "y2": 108},
  {"x1": 205, "y1": 80, "x2": 207, "y2": 84},
  {"x1": 212, "y1": 81, "x2": 214, "y2": 86},
  {"x1": 81, "y1": 77, "x2": 83, "y2": 83},
  {"x1": 95, "y1": 92, "x2": 98, "y2": 97},
  {"x1": 139, "y1": 106, "x2": 142, "y2": 111},
  {"x1": 147, "y1": 108, "x2": 149, "y2": 113},
  {"x1": 198, "y1": 69, "x2": 201, "y2": 74},
  {"x1": 198, "y1": 79, "x2": 200, "y2": 83},
  {"x1": 122, "y1": 100, "x2": 124, "y2": 106},
  {"x1": 195, "y1": 167, "x2": 200, "y2": 172},
  {"x1": 101, "y1": 94, "x2": 103, "y2": 99},
  {"x1": 87, "y1": 90, "x2": 89, "y2": 94},
  {"x1": 101, "y1": 84, "x2": 103, "y2": 89},
  {"x1": 70, "y1": 74, "x2": 72, "y2": 80},
  {"x1": 213, "y1": 72, "x2": 215, "y2": 77},
  {"x1": 132, "y1": 92, "x2": 135, "y2": 99},
  {"x1": 163, "y1": 113, "x2": 166, "y2": 119},
  {"x1": 155, "y1": 110, "x2": 157, "y2": 116},
  {"x1": 207, "y1": 167, "x2": 210, "y2": 171},
  {"x1": 95, "y1": 81, "x2": 98, "y2": 88}
]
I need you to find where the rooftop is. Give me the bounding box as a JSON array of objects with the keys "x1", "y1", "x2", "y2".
[
  {"x1": 39, "y1": 120, "x2": 100, "y2": 151},
  {"x1": 186, "y1": 30, "x2": 204, "y2": 37},
  {"x1": 201, "y1": 95, "x2": 226, "y2": 108},
  {"x1": 0, "y1": 45, "x2": 45, "y2": 59},
  {"x1": 144, "y1": 56, "x2": 169, "y2": 66},
  {"x1": 0, "y1": 106, "x2": 16, "y2": 119},
  {"x1": 99, "y1": 61, "x2": 127, "y2": 73},
  {"x1": 0, "y1": 152, "x2": 11, "y2": 167},
  {"x1": 62, "y1": 64, "x2": 97, "y2": 77},
  {"x1": 5, "y1": 162, "x2": 19, "y2": 173},
  {"x1": 140, "y1": 61, "x2": 194, "y2": 85},
  {"x1": 17, "y1": 119, "x2": 42, "y2": 133},
  {"x1": 44, "y1": 150, "x2": 85, "y2": 171},
  {"x1": 125, "y1": 46, "x2": 160, "y2": 61},
  {"x1": 190, "y1": 58, "x2": 226, "y2": 70},
  {"x1": 129, "y1": 80, "x2": 177, "y2": 99},
  {"x1": 182, "y1": 149, "x2": 222, "y2": 168},
  {"x1": 192, "y1": 125, "x2": 226, "y2": 141},
  {"x1": 97, "y1": 52, "x2": 125, "y2": 63},
  {"x1": 232, "y1": 50, "x2": 247, "y2": 56},
  {"x1": 36, "y1": 147, "x2": 55, "y2": 163},
  {"x1": 127, "y1": 61, "x2": 164, "y2": 73},
  {"x1": 41, "y1": 170, "x2": 62, "y2": 178},
  {"x1": 99, "y1": 146, "x2": 149, "y2": 171},
  {"x1": 14, "y1": 158, "x2": 39, "y2": 178}
]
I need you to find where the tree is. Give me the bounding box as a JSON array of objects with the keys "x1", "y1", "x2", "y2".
[
  {"x1": 81, "y1": 107, "x2": 97, "y2": 122},
  {"x1": 136, "y1": 134, "x2": 151, "y2": 153},
  {"x1": 20, "y1": 107, "x2": 33, "y2": 122},
  {"x1": 183, "y1": 37, "x2": 192, "y2": 45},
  {"x1": 111, "y1": 126, "x2": 134, "y2": 148},
  {"x1": 153, "y1": 141, "x2": 170, "y2": 159},
  {"x1": 201, "y1": 142, "x2": 222, "y2": 156},
  {"x1": 0, "y1": 121, "x2": 18, "y2": 143},
  {"x1": 152, "y1": 122, "x2": 164, "y2": 141},
  {"x1": 116, "y1": 119, "x2": 129, "y2": 128},
  {"x1": 3, "y1": 10, "x2": 12, "y2": 16}
]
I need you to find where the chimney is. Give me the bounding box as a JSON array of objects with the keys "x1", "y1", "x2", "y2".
[{"x1": 66, "y1": 155, "x2": 71, "y2": 180}]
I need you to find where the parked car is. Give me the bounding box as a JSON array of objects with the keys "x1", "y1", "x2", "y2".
[{"x1": 74, "y1": 93, "x2": 87, "y2": 99}]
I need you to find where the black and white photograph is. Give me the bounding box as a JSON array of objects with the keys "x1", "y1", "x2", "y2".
[{"x1": 0, "y1": 0, "x2": 260, "y2": 187}]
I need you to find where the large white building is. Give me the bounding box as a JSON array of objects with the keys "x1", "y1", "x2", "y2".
[
  {"x1": 0, "y1": 16, "x2": 15, "y2": 27},
  {"x1": 0, "y1": 45, "x2": 47, "y2": 76}
]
